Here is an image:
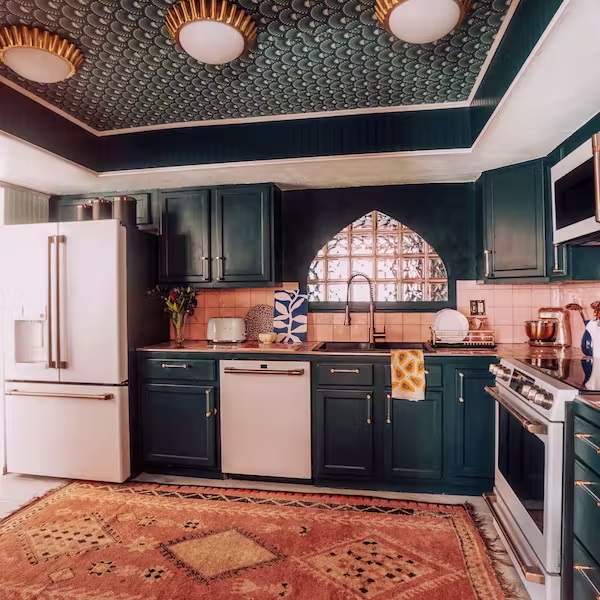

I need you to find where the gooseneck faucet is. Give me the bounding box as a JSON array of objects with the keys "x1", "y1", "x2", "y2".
[{"x1": 344, "y1": 273, "x2": 385, "y2": 345}]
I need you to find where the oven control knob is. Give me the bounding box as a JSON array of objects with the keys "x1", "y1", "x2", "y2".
[
  {"x1": 534, "y1": 391, "x2": 553, "y2": 409},
  {"x1": 489, "y1": 364, "x2": 499, "y2": 375},
  {"x1": 521, "y1": 384, "x2": 532, "y2": 397},
  {"x1": 499, "y1": 367, "x2": 511, "y2": 381},
  {"x1": 527, "y1": 387, "x2": 540, "y2": 401}
]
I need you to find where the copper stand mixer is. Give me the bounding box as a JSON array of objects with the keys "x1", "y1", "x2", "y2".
[{"x1": 525, "y1": 307, "x2": 572, "y2": 347}]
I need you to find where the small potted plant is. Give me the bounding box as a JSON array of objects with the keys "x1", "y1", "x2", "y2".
[{"x1": 153, "y1": 286, "x2": 198, "y2": 347}]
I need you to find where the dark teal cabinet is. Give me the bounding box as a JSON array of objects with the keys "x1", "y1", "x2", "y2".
[
  {"x1": 383, "y1": 389, "x2": 442, "y2": 480},
  {"x1": 443, "y1": 365, "x2": 495, "y2": 481},
  {"x1": 482, "y1": 159, "x2": 547, "y2": 280},
  {"x1": 140, "y1": 383, "x2": 218, "y2": 470},
  {"x1": 212, "y1": 185, "x2": 274, "y2": 283},
  {"x1": 159, "y1": 183, "x2": 280, "y2": 286},
  {"x1": 159, "y1": 189, "x2": 211, "y2": 284},
  {"x1": 314, "y1": 388, "x2": 375, "y2": 479}
]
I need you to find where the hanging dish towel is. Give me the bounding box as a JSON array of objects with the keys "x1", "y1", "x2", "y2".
[{"x1": 391, "y1": 350, "x2": 426, "y2": 401}]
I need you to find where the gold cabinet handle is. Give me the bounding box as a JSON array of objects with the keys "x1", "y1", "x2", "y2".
[
  {"x1": 201, "y1": 256, "x2": 209, "y2": 280},
  {"x1": 458, "y1": 372, "x2": 465, "y2": 403},
  {"x1": 224, "y1": 367, "x2": 304, "y2": 376},
  {"x1": 552, "y1": 244, "x2": 567, "y2": 275},
  {"x1": 330, "y1": 368, "x2": 360, "y2": 374},
  {"x1": 386, "y1": 393, "x2": 392, "y2": 424},
  {"x1": 366, "y1": 394, "x2": 372, "y2": 425},
  {"x1": 576, "y1": 433, "x2": 600, "y2": 454},
  {"x1": 205, "y1": 388, "x2": 212, "y2": 418},
  {"x1": 55, "y1": 234, "x2": 67, "y2": 369},
  {"x1": 575, "y1": 480, "x2": 600, "y2": 506},
  {"x1": 215, "y1": 256, "x2": 224, "y2": 280},
  {"x1": 483, "y1": 249, "x2": 492, "y2": 277},
  {"x1": 484, "y1": 386, "x2": 548, "y2": 435},
  {"x1": 161, "y1": 363, "x2": 190, "y2": 369},
  {"x1": 574, "y1": 565, "x2": 600, "y2": 597}
]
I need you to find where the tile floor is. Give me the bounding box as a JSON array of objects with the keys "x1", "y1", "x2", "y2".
[{"x1": 0, "y1": 472, "x2": 530, "y2": 599}]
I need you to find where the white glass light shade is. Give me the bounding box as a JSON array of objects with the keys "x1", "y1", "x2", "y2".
[
  {"x1": 2, "y1": 46, "x2": 73, "y2": 83},
  {"x1": 178, "y1": 20, "x2": 246, "y2": 65},
  {"x1": 387, "y1": 0, "x2": 462, "y2": 44}
]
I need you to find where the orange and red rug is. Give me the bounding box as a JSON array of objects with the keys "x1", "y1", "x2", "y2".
[{"x1": 0, "y1": 482, "x2": 512, "y2": 599}]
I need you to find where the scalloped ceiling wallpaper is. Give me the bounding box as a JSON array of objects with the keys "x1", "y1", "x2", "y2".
[{"x1": 0, "y1": 0, "x2": 511, "y2": 131}]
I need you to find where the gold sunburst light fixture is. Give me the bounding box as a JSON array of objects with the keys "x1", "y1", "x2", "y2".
[
  {"x1": 166, "y1": 0, "x2": 257, "y2": 65},
  {"x1": 0, "y1": 25, "x2": 83, "y2": 84},
  {"x1": 376, "y1": 0, "x2": 472, "y2": 44}
]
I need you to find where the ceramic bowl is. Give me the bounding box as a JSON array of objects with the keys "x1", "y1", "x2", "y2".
[{"x1": 259, "y1": 332, "x2": 277, "y2": 344}]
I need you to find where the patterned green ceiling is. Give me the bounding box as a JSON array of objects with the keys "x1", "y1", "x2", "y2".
[{"x1": 0, "y1": 0, "x2": 511, "y2": 131}]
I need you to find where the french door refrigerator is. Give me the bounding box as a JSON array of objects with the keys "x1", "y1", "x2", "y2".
[{"x1": 1, "y1": 219, "x2": 163, "y2": 482}]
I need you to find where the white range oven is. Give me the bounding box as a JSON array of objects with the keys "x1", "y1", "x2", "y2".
[{"x1": 485, "y1": 358, "x2": 581, "y2": 600}]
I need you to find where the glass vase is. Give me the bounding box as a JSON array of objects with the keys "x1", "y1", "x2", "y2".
[{"x1": 171, "y1": 312, "x2": 186, "y2": 347}]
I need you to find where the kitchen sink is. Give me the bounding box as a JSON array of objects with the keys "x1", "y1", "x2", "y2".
[{"x1": 314, "y1": 341, "x2": 433, "y2": 353}]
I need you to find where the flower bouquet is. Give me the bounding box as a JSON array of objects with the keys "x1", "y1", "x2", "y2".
[{"x1": 152, "y1": 286, "x2": 198, "y2": 347}]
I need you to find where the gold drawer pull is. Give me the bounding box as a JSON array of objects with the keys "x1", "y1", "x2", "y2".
[
  {"x1": 161, "y1": 363, "x2": 190, "y2": 369},
  {"x1": 575, "y1": 481, "x2": 600, "y2": 506},
  {"x1": 330, "y1": 368, "x2": 360, "y2": 374},
  {"x1": 574, "y1": 565, "x2": 600, "y2": 597},
  {"x1": 6, "y1": 390, "x2": 113, "y2": 401},
  {"x1": 576, "y1": 433, "x2": 600, "y2": 454},
  {"x1": 366, "y1": 394, "x2": 372, "y2": 425}
]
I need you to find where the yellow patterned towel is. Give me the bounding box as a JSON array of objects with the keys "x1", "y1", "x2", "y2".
[{"x1": 391, "y1": 350, "x2": 426, "y2": 401}]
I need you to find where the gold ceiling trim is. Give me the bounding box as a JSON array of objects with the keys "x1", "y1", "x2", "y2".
[
  {"x1": 375, "y1": 0, "x2": 472, "y2": 37},
  {"x1": 0, "y1": 25, "x2": 84, "y2": 78},
  {"x1": 166, "y1": 0, "x2": 257, "y2": 49}
]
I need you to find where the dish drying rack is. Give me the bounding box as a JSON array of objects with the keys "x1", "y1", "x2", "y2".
[{"x1": 430, "y1": 328, "x2": 496, "y2": 348}]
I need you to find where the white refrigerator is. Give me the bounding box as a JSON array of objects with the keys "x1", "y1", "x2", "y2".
[{"x1": 1, "y1": 220, "x2": 131, "y2": 482}]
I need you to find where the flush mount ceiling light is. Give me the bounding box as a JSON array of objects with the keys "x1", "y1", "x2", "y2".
[
  {"x1": 166, "y1": 0, "x2": 257, "y2": 65},
  {"x1": 0, "y1": 25, "x2": 83, "y2": 84},
  {"x1": 376, "y1": 0, "x2": 472, "y2": 44}
]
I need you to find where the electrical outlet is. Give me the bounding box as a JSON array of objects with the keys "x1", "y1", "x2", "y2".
[{"x1": 470, "y1": 300, "x2": 486, "y2": 316}]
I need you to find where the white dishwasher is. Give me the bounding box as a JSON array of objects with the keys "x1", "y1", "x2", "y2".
[{"x1": 220, "y1": 360, "x2": 311, "y2": 479}]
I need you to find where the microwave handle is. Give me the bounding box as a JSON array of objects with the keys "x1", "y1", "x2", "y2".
[{"x1": 593, "y1": 133, "x2": 600, "y2": 223}]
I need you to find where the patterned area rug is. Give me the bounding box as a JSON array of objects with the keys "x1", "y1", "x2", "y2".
[{"x1": 0, "y1": 482, "x2": 513, "y2": 599}]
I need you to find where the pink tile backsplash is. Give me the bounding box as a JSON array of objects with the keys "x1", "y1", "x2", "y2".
[{"x1": 171, "y1": 280, "x2": 600, "y2": 344}]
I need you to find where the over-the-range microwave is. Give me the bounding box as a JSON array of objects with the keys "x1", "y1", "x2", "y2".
[{"x1": 552, "y1": 132, "x2": 600, "y2": 245}]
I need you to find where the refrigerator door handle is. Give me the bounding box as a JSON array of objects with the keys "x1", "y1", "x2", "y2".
[
  {"x1": 47, "y1": 236, "x2": 56, "y2": 369},
  {"x1": 56, "y1": 235, "x2": 67, "y2": 369}
]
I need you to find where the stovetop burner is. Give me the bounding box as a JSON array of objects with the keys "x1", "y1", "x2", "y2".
[{"x1": 519, "y1": 357, "x2": 600, "y2": 393}]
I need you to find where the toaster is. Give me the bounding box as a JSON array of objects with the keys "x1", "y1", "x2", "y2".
[{"x1": 206, "y1": 317, "x2": 246, "y2": 343}]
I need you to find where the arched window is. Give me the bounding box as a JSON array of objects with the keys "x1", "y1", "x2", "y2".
[{"x1": 307, "y1": 211, "x2": 448, "y2": 304}]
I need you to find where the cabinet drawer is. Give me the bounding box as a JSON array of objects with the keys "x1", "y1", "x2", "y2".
[
  {"x1": 141, "y1": 358, "x2": 217, "y2": 382},
  {"x1": 574, "y1": 460, "x2": 600, "y2": 565},
  {"x1": 384, "y1": 363, "x2": 442, "y2": 388},
  {"x1": 574, "y1": 539, "x2": 600, "y2": 600},
  {"x1": 575, "y1": 416, "x2": 600, "y2": 478},
  {"x1": 316, "y1": 363, "x2": 374, "y2": 386}
]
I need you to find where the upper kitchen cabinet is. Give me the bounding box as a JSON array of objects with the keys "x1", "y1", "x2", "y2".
[
  {"x1": 481, "y1": 159, "x2": 547, "y2": 281},
  {"x1": 159, "y1": 188, "x2": 211, "y2": 284},
  {"x1": 159, "y1": 183, "x2": 281, "y2": 287}
]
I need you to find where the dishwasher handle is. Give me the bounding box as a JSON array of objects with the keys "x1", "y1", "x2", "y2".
[{"x1": 223, "y1": 367, "x2": 305, "y2": 376}]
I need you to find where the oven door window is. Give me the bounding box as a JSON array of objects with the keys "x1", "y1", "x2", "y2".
[{"x1": 498, "y1": 403, "x2": 546, "y2": 532}]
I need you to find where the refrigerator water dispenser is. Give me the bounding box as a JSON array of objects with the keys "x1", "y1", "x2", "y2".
[{"x1": 14, "y1": 320, "x2": 46, "y2": 364}]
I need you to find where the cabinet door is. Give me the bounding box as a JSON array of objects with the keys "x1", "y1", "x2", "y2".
[
  {"x1": 159, "y1": 189, "x2": 211, "y2": 284},
  {"x1": 141, "y1": 383, "x2": 218, "y2": 469},
  {"x1": 444, "y1": 367, "x2": 495, "y2": 479},
  {"x1": 212, "y1": 185, "x2": 272, "y2": 283},
  {"x1": 314, "y1": 389, "x2": 375, "y2": 479},
  {"x1": 483, "y1": 160, "x2": 546, "y2": 279},
  {"x1": 383, "y1": 390, "x2": 442, "y2": 480}
]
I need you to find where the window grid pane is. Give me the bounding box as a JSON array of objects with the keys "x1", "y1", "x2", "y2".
[{"x1": 309, "y1": 210, "x2": 448, "y2": 303}]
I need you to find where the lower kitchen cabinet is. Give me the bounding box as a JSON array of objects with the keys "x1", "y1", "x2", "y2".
[
  {"x1": 383, "y1": 389, "x2": 442, "y2": 481},
  {"x1": 443, "y1": 365, "x2": 495, "y2": 481},
  {"x1": 140, "y1": 383, "x2": 219, "y2": 471},
  {"x1": 314, "y1": 389, "x2": 375, "y2": 479}
]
